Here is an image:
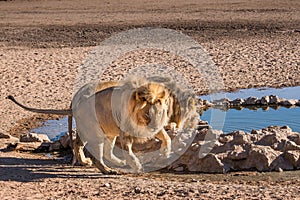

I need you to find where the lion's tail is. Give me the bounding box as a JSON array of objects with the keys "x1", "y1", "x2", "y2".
[{"x1": 7, "y1": 95, "x2": 72, "y2": 116}]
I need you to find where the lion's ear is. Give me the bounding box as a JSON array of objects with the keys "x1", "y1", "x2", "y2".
[
  {"x1": 135, "y1": 91, "x2": 141, "y2": 101},
  {"x1": 135, "y1": 90, "x2": 148, "y2": 109},
  {"x1": 187, "y1": 97, "x2": 195, "y2": 110}
]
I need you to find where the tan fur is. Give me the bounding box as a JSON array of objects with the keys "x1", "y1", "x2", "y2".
[
  {"x1": 88, "y1": 81, "x2": 171, "y2": 172},
  {"x1": 8, "y1": 77, "x2": 198, "y2": 174}
]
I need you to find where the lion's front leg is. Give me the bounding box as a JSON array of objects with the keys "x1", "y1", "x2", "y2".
[
  {"x1": 95, "y1": 142, "x2": 119, "y2": 174},
  {"x1": 103, "y1": 136, "x2": 126, "y2": 166},
  {"x1": 156, "y1": 129, "x2": 172, "y2": 158},
  {"x1": 121, "y1": 134, "x2": 143, "y2": 173}
]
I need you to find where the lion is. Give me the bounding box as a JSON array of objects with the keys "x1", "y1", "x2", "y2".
[
  {"x1": 8, "y1": 78, "x2": 173, "y2": 173},
  {"x1": 8, "y1": 76, "x2": 199, "y2": 173}
]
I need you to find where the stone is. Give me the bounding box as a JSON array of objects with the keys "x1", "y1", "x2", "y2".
[
  {"x1": 276, "y1": 167, "x2": 283, "y2": 172},
  {"x1": 0, "y1": 132, "x2": 11, "y2": 139},
  {"x1": 255, "y1": 134, "x2": 281, "y2": 147},
  {"x1": 269, "y1": 95, "x2": 280, "y2": 104},
  {"x1": 241, "y1": 145, "x2": 281, "y2": 171},
  {"x1": 20, "y1": 133, "x2": 50, "y2": 143},
  {"x1": 197, "y1": 99, "x2": 212, "y2": 108},
  {"x1": 279, "y1": 99, "x2": 298, "y2": 107},
  {"x1": 34, "y1": 142, "x2": 51, "y2": 152},
  {"x1": 227, "y1": 145, "x2": 249, "y2": 160},
  {"x1": 260, "y1": 96, "x2": 270, "y2": 105},
  {"x1": 287, "y1": 134, "x2": 300, "y2": 145},
  {"x1": 49, "y1": 141, "x2": 62, "y2": 151},
  {"x1": 230, "y1": 131, "x2": 251, "y2": 145},
  {"x1": 271, "y1": 154, "x2": 294, "y2": 171},
  {"x1": 296, "y1": 100, "x2": 300, "y2": 106},
  {"x1": 218, "y1": 134, "x2": 233, "y2": 144},
  {"x1": 212, "y1": 98, "x2": 230, "y2": 107},
  {"x1": 276, "y1": 140, "x2": 300, "y2": 152},
  {"x1": 59, "y1": 133, "x2": 71, "y2": 148},
  {"x1": 187, "y1": 153, "x2": 225, "y2": 173},
  {"x1": 230, "y1": 98, "x2": 244, "y2": 106},
  {"x1": 284, "y1": 151, "x2": 300, "y2": 169},
  {"x1": 243, "y1": 96, "x2": 259, "y2": 105},
  {"x1": 9, "y1": 142, "x2": 43, "y2": 152},
  {"x1": 255, "y1": 126, "x2": 295, "y2": 149}
]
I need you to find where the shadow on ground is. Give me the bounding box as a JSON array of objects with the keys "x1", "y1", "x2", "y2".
[{"x1": 0, "y1": 157, "x2": 112, "y2": 182}]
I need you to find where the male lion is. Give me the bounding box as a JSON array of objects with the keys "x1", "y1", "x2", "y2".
[{"x1": 8, "y1": 78, "x2": 174, "y2": 173}]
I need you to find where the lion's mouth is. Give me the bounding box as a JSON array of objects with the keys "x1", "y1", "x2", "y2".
[{"x1": 147, "y1": 106, "x2": 167, "y2": 131}]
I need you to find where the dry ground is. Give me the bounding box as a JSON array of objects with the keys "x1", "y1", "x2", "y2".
[{"x1": 0, "y1": 0, "x2": 300, "y2": 199}]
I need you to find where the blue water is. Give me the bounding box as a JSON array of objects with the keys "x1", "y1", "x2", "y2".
[
  {"x1": 31, "y1": 117, "x2": 76, "y2": 141},
  {"x1": 199, "y1": 86, "x2": 300, "y2": 133},
  {"x1": 201, "y1": 106, "x2": 300, "y2": 133}
]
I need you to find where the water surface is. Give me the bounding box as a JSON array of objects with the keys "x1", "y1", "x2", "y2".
[{"x1": 201, "y1": 106, "x2": 300, "y2": 133}]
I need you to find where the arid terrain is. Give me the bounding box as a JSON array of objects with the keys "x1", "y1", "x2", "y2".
[{"x1": 0, "y1": 0, "x2": 300, "y2": 199}]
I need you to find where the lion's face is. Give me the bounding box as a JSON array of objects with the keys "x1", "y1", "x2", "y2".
[{"x1": 129, "y1": 82, "x2": 170, "y2": 135}]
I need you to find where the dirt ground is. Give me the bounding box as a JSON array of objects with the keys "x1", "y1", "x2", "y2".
[{"x1": 0, "y1": 0, "x2": 300, "y2": 199}]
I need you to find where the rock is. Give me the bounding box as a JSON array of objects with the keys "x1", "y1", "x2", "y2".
[
  {"x1": 59, "y1": 133, "x2": 71, "y2": 148},
  {"x1": 284, "y1": 151, "x2": 300, "y2": 169},
  {"x1": 227, "y1": 145, "x2": 249, "y2": 160},
  {"x1": 197, "y1": 99, "x2": 212, "y2": 108},
  {"x1": 260, "y1": 96, "x2": 270, "y2": 105},
  {"x1": 271, "y1": 154, "x2": 294, "y2": 171},
  {"x1": 173, "y1": 166, "x2": 184, "y2": 172},
  {"x1": 276, "y1": 140, "x2": 300, "y2": 152},
  {"x1": 0, "y1": 132, "x2": 10, "y2": 139},
  {"x1": 296, "y1": 100, "x2": 300, "y2": 106},
  {"x1": 279, "y1": 99, "x2": 298, "y2": 107},
  {"x1": 187, "y1": 153, "x2": 225, "y2": 173},
  {"x1": 243, "y1": 96, "x2": 259, "y2": 105},
  {"x1": 269, "y1": 95, "x2": 280, "y2": 104},
  {"x1": 256, "y1": 134, "x2": 281, "y2": 147},
  {"x1": 34, "y1": 142, "x2": 51, "y2": 152},
  {"x1": 49, "y1": 141, "x2": 62, "y2": 151},
  {"x1": 203, "y1": 100, "x2": 213, "y2": 107},
  {"x1": 103, "y1": 183, "x2": 112, "y2": 188},
  {"x1": 241, "y1": 145, "x2": 281, "y2": 171},
  {"x1": 229, "y1": 131, "x2": 251, "y2": 145},
  {"x1": 276, "y1": 167, "x2": 283, "y2": 172},
  {"x1": 255, "y1": 126, "x2": 295, "y2": 149},
  {"x1": 197, "y1": 121, "x2": 209, "y2": 129},
  {"x1": 212, "y1": 98, "x2": 230, "y2": 107},
  {"x1": 219, "y1": 134, "x2": 233, "y2": 144},
  {"x1": 230, "y1": 98, "x2": 244, "y2": 106},
  {"x1": 134, "y1": 186, "x2": 142, "y2": 194},
  {"x1": 20, "y1": 133, "x2": 50, "y2": 143},
  {"x1": 287, "y1": 134, "x2": 300, "y2": 145},
  {"x1": 9, "y1": 142, "x2": 43, "y2": 152}
]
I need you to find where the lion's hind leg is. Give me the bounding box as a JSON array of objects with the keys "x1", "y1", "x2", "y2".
[{"x1": 71, "y1": 132, "x2": 92, "y2": 166}]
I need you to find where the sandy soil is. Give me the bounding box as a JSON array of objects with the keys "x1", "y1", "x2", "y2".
[{"x1": 0, "y1": 0, "x2": 300, "y2": 199}]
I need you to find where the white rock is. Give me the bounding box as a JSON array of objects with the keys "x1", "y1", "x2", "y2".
[
  {"x1": 20, "y1": 133, "x2": 50, "y2": 143},
  {"x1": 269, "y1": 95, "x2": 280, "y2": 104},
  {"x1": 243, "y1": 96, "x2": 259, "y2": 105},
  {"x1": 260, "y1": 96, "x2": 270, "y2": 105}
]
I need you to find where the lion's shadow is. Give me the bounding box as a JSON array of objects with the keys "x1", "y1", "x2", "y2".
[{"x1": 0, "y1": 157, "x2": 109, "y2": 182}]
